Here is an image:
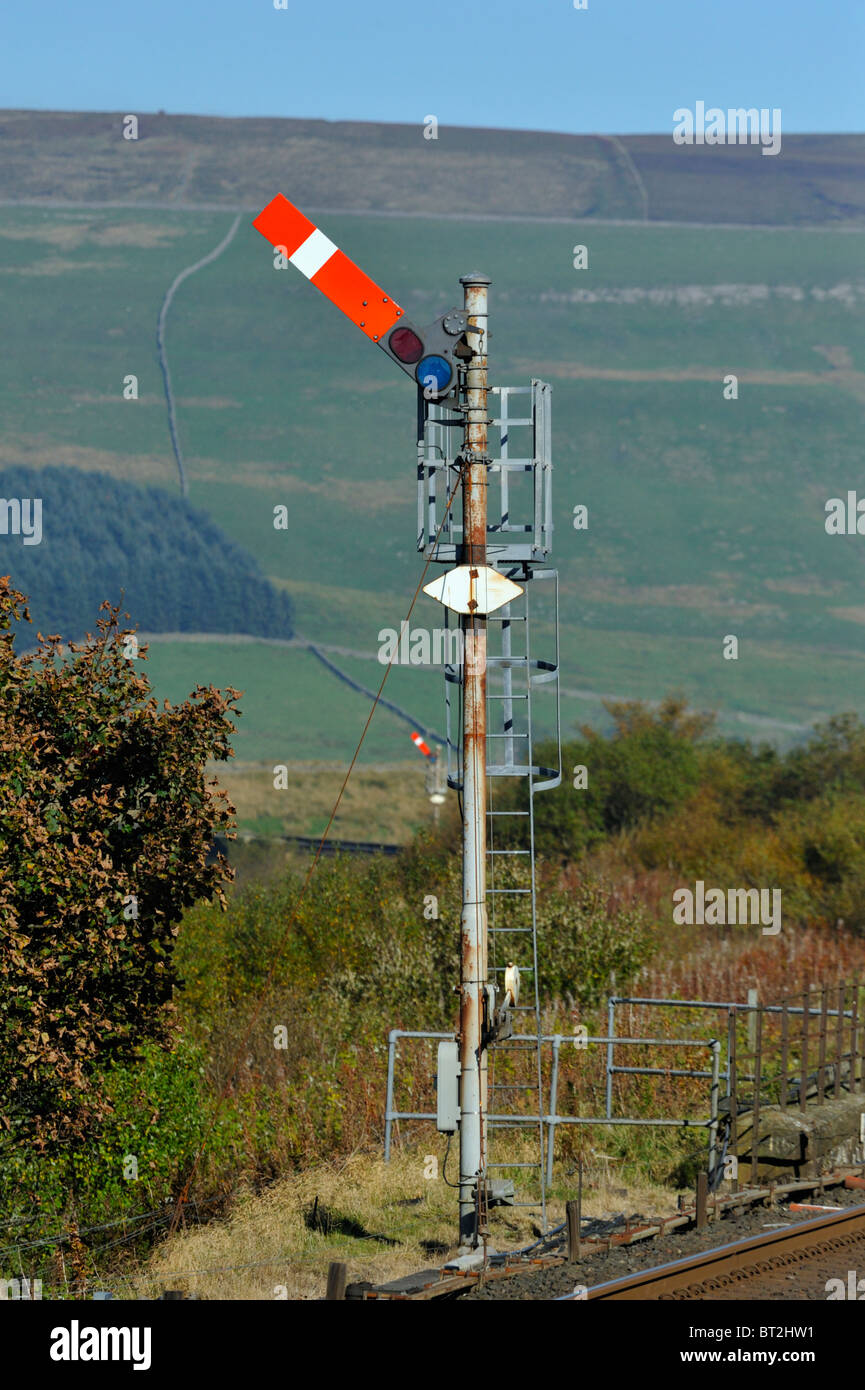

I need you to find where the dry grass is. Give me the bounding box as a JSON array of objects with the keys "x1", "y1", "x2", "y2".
[
  {"x1": 0, "y1": 434, "x2": 177, "y2": 486},
  {"x1": 0, "y1": 221, "x2": 188, "y2": 249},
  {"x1": 136, "y1": 1151, "x2": 461, "y2": 1301},
  {"x1": 120, "y1": 1145, "x2": 683, "y2": 1301},
  {"x1": 214, "y1": 759, "x2": 436, "y2": 844}
]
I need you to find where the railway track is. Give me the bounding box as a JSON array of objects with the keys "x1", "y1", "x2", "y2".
[
  {"x1": 562, "y1": 1203, "x2": 865, "y2": 1300},
  {"x1": 349, "y1": 1173, "x2": 865, "y2": 1300}
]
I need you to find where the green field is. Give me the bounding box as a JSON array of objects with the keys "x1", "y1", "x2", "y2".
[{"x1": 2, "y1": 150, "x2": 865, "y2": 768}]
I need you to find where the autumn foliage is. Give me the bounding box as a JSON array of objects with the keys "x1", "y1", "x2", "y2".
[{"x1": 0, "y1": 577, "x2": 238, "y2": 1151}]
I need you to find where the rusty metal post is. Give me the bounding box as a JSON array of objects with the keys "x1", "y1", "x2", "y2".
[
  {"x1": 834, "y1": 982, "x2": 845, "y2": 1098},
  {"x1": 818, "y1": 984, "x2": 829, "y2": 1102},
  {"x1": 457, "y1": 272, "x2": 490, "y2": 1249},
  {"x1": 566, "y1": 1200, "x2": 580, "y2": 1262},
  {"x1": 800, "y1": 978, "x2": 810, "y2": 1112},
  {"x1": 780, "y1": 996, "x2": 789, "y2": 1111}
]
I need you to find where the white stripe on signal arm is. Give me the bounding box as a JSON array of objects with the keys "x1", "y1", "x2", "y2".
[{"x1": 289, "y1": 228, "x2": 338, "y2": 280}]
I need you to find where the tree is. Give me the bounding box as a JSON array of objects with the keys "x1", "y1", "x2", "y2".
[{"x1": 0, "y1": 577, "x2": 239, "y2": 1151}]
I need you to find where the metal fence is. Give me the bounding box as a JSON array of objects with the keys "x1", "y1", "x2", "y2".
[
  {"x1": 384, "y1": 1028, "x2": 722, "y2": 1187},
  {"x1": 608, "y1": 982, "x2": 864, "y2": 1186},
  {"x1": 385, "y1": 980, "x2": 864, "y2": 1191}
]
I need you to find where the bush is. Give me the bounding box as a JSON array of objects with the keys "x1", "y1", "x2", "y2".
[{"x1": 0, "y1": 579, "x2": 237, "y2": 1150}]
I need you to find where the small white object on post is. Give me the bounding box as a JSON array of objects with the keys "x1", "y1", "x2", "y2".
[{"x1": 423, "y1": 564, "x2": 523, "y2": 616}]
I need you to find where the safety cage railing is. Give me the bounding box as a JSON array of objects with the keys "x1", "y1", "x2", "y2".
[{"x1": 417, "y1": 380, "x2": 553, "y2": 566}]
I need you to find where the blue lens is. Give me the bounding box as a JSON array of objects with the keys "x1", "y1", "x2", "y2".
[{"x1": 416, "y1": 354, "x2": 453, "y2": 393}]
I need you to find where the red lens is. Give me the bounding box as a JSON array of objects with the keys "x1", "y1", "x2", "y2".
[{"x1": 388, "y1": 327, "x2": 424, "y2": 363}]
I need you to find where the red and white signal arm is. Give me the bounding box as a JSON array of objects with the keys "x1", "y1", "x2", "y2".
[
  {"x1": 411, "y1": 731, "x2": 433, "y2": 759},
  {"x1": 253, "y1": 194, "x2": 465, "y2": 397},
  {"x1": 253, "y1": 193, "x2": 403, "y2": 343}
]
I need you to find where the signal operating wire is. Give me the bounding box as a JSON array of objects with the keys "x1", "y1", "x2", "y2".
[{"x1": 167, "y1": 445, "x2": 468, "y2": 1240}]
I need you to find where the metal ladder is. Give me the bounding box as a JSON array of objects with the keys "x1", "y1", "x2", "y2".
[
  {"x1": 421, "y1": 380, "x2": 561, "y2": 1230},
  {"x1": 442, "y1": 571, "x2": 560, "y2": 1225},
  {"x1": 485, "y1": 579, "x2": 560, "y2": 1228}
]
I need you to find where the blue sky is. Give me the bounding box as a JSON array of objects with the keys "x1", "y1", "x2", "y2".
[{"x1": 2, "y1": 0, "x2": 861, "y2": 133}]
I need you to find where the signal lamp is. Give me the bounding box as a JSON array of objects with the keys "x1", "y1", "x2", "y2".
[
  {"x1": 388, "y1": 326, "x2": 424, "y2": 363},
  {"x1": 417, "y1": 354, "x2": 454, "y2": 395}
]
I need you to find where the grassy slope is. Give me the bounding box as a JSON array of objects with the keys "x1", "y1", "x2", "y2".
[
  {"x1": 139, "y1": 640, "x2": 445, "y2": 764},
  {"x1": 2, "y1": 176, "x2": 865, "y2": 768}
]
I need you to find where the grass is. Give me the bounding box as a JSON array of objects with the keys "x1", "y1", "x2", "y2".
[
  {"x1": 112, "y1": 1147, "x2": 685, "y2": 1301},
  {"x1": 217, "y1": 759, "x2": 437, "y2": 844},
  {"x1": 137, "y1": 639, "x2": 445, "y2": 764},
  {"x1": 3, "y1": 202, "x2": 865, "y2": 758}
]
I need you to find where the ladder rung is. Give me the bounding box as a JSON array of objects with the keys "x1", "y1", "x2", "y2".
[
  {"x1": 488, "y1": 888, "x2": 531, "y2": 896},
  {"x1": 488, "y1": 849, "x2": 530, "y2": 856},
  {"x1": 487, "y1": 694, "x2": 529, "y2": 701},
  {"x1": 488, "y1": 811, "x2": 529, "y2": 817},
  {"x1": 487, "y1": 614, "x2": 527, "y2": 622},
  {"x1": 492, "y1": 966, "x2": 534, "y2": 974},
  {"x1": 489, "y1": 927, "x2": 532, "y2": 933},
  {"x1": 486, "y1": 1163, "x2": 542, "y2": 1169}
]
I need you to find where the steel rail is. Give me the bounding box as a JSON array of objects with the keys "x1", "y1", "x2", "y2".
[{"x1": 560, "y1": 1202, "x2": 865, "y2": 1300}]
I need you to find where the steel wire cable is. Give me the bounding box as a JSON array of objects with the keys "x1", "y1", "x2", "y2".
[{"x1": 167, "y1": 457, "x2": 468, "y2": 1239}]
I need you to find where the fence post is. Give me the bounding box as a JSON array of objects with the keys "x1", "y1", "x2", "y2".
[
  {"x1": 546, "y1": 1034, "x2": 561, "y2": 1188},
  {"x1": 566, "y1": 1200, "x2": 580, "y2": 1262},
  {"x1": 780, "y1": 995, "x2": 789, "y2": 1111},
  {"x1": 708, "y1": 1040, "x2": 720, "y2": 1186},
  {"x1": 728, "y1": 1009, "x2": 739, "y2": 1193},
  {"x1": 800, "y1": 979, "x2": 810, "y2": 1113},
  {"x1": 384, "y1": 1030, "x2": 397, "y2": 1161},
  {"x1": 835, "y1": 982, "x2": 845, "y2": 1099},
  {"x1": 605, "y1": 996, "x2": 616, "y2": 1119},
  {"x1": 747, "y1": 987, "x2": 759, "y2": 1055},
  {"x1": 326, "y1": 1262, "x2": 348, "y2": 1301},
  {"x1": 567, "y1": 1158, "x2": 582, "y2": 1261},
  {"x1": 750, "y1": 1004, "x2": 763, "y2": 1186},
  {"x1": 696, "y1": 1170, "x2": 708, "y2": 1231},
  {"x1": 818, "y1": 985, "x2": 829, "y2": 1102}
]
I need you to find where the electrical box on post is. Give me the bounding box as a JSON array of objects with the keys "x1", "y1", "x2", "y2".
[{"x1": 436, "y1": 1040, "x2": 460, "y2": 1133}]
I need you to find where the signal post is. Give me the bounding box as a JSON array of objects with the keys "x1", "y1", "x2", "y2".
[
  {"x1": 457, "y1": 274, "x2": 490, "y2": 1250},
  {"x1": 253, "y1": 197, "x2": 549, "y2": 1252}
]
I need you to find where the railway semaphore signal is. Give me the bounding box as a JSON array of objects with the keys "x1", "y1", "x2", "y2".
[
  {"x1": 254, "y1": 195, "x2": 560, "y2": 1255},
  {"x1": 253, "y1": 194, "x2": 470, "y2": 399}
]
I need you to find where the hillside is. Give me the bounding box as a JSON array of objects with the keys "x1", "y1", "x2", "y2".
[
  {"x1": 1, "y1": 112, "x2": 864, "y2": 771},
  {"x1": 1, "y1": 110, "x2": 864, "y2": 225},
  {"x1": 2, "y1": 465, "x2": 294, "y2": 645}
]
